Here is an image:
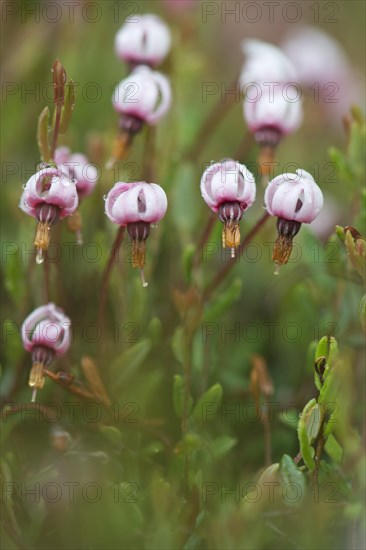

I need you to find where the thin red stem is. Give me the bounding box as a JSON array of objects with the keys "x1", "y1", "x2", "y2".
[{"x1": 203, "y1": 211, "x2": 270, "y2": 300}]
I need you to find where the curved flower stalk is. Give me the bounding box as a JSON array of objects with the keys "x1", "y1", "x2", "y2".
[
  {"x1": 200, "y1": 160, "x2": 256, "y2": 257},
  {"x1": 111, "y1": 66, "x2": 172, "y2": 160},
  {"x1": 21, "y1": 303, "x2": 71, "y2": 401},
  {"x1": 55, "y1": 147, "x2": 99, "y2": 244},
  {"x1": 19, "y1": 166, "x2": 78, "y2": 263},
  {"x1": 115, "y1": 14, "x2": 171, "y2": 68},
  {"x1": 105, "y1": 181, "x2": 168, "y2": 286},
  {"x1": 240, "y1": 40, "x2": 302, "y2": 176},
  {"x1": 264, "y1": 169, "x2": 324, "y2": 272}
]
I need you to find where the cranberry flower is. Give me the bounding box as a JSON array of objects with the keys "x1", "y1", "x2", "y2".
[
  {"x1": 21, "y1": 303, "x2": 71, "y2": 401},
  {"x1": 19, "y1": 166, "x2": 78, "y2": 263},
  {"x1": 240, "y1": 39, "x2": 303, "y2": 170},
  {"x1": 264, "y1": 169, "x2": 324, "y2": 271},
  {"x1": 200, "y1": 160, "x2": 256, "y2": 257},
  {"x1": 112, "y1": 66, "x2": 172, "y2": 131},
  {"x1": 55, "y1": 147, "x2": 98, "y2": 200},
  {"x1": 54, "y1": 147, "x2": 99, "y2": 244},
  {"x1": 105, "y1": 181, "x2": 168, "y2": 286},
  {"x1": 243, "y1": 87, "x2": 303, "y2": 146},
  {"x1": 115, "y1": 14, "x2": 171, "y2": 68},
  {"x1": 240, "y1": 39, "x2": 297, "y2": 88}
]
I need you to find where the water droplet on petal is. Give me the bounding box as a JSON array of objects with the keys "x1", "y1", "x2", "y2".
[
  {"x1": 103, "y1": 195, "x2": 107, "y2": 201},
  {"x1": 22, "y1": 184, "x2": 26, "y2": 189},
  {"x1": 274, "y1": 263, "x2": 280, "y2": 275}
]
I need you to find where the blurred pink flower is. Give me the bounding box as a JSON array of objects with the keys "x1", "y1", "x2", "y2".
[
  {"x1": 240, "y1": 40, "x2": 303, "y2": 145},
  {"x1": 200, "y1": 160, "x2": 256, "y2": 256},
  {"x1": 112, "y1": 66, "x2": 172, "y2": 126},
  {"x1": 115, "y1": 14, "x2": 171, "y2": 67},
  {"x1": 243, "y1": 87, "x2": 303, "y2": 143},
  {"x1": 55, "y1": 147, "x2": 98, "y2": 200},
  {"x1": 22, "y1": 303, "x2": 71, "y2": 356},
  {"x1": 22, "y1": 303, "x2": 71, "y2": 400},
  {"x1": 281, "y1": 26, "x2": 363, "y2": 120},
  {"x1": 240, "y1": 39, "x2": 297, "y2": 87}
]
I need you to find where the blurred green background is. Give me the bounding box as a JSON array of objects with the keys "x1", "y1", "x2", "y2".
[{"x1": 1, "y1": 1, "x2": 365, "y2": 549}]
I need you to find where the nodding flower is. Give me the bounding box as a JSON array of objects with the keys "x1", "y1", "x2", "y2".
[
  {"x1": 55, "y1": 147, "x2": 98, "y2": 200},
  {"x1": 21, "y1": 303, "x2": 71, "y2": 401},
  {"x1": 112, "y1": 66, "x2": 172, "y2": 133},
  {"x1": 264, "y1": 169, "x2": 324, "y2": 272},
  {"x1": 200, "y1": 160, "x2": 256, "y2": 257},
  {"x1": 105, "y1": 181, "x2": 168, "y2": 287},
  {"x1": 54, "y1": 147, "x2": 99, "y2": 244},
  {"x1": 115, "y1": 14, "x2": 171, "y2": 68},
  {"x1": 19, "y1": 166, "x2": 78, "y2": 263},
  {"x1": 240, "y1": 39, "x2": 303, "y2": 161}
]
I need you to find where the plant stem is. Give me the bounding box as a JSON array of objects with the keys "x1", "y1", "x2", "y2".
[
  {"x1": 312, "y1": 424, "x2": 326, "y2": 490},
  {"x1": 193, "y1": 214, "x2": 216, "y2": 269},
  {"x1": 51, "y1": 103, "x2": 62, "y2": 159},
  {"x1": 183, "y1": 75, "x2": 239, "y2": 162},
  {"x1": 98, "y1": 226, "x2": 125, "y2": 334},
  {"x1": 203, "y1": 211, "x2": 270, "y2": 300}
]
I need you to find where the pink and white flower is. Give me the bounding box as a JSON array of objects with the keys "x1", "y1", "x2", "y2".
[
  {"x1": 19, "y1": 166, "x2": 79, "y2": 263},
  {"x1": 112, "y1": 66, "x2": 172, "y2": 127},
  {"x1": 282, "y1": 26, "x2": 363, "y2": 122},
  {"x1": 200, "y1": 160, "x2": 256, "y2": 256},
  {"x1": 265, "y1": 169, "x2": 323, "y2": 223},
  {"x1": 105, "y1": 181, "x2": 168, "y2": 286},
  {"x1": 264, "y1": 169, "x2": 324, "y2": 269},
  {"x1": 240, "y1": 39, "x2": 297, "y2": 87},
  {"x1": 55, "y1": 147, "x2": 98, "y2": 200},
  {"x1": 20, "y1": 166, "x2": 78, "y2": 220},
  {"x1": 115, "y1": 14, "x2": 171, "y2": 67},
  {"x1": 21, "y1": 303, "x2": 71, "y2": 401},
  {"x1": 240, "y1": 39, "x2": 303, "y2": 146}
]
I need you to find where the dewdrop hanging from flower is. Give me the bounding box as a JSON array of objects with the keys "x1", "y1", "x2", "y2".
[
  {"x1": 115, "y1": 14, "x2": 171, "y2": 68},
  {"x1": 105, "y1": 181, "x2": 168, "y2": 287},
  {"x1": 55, "y1": 147, "x2": 99, "y2": 244},
  {"x1": 19, "y1": 166, "x2": 78, "y2": 263},
  {"x1": 240, "y1": 40, "x2": 303, "y2": 178},
  {"x1": 21, "y1": 303, "x2": 71, "y2": 401},
  {"x1": 111, "y1": 66, "x2": 172, "y2": 160},
  {"x1": 265, "y1": 169, "x2": 324, "y2": 273},
  {"x1": 200, "y1": 160, "x2": 256, "y2": 257}
]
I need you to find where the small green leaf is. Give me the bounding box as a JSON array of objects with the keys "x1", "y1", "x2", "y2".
[
  {"x1": 99, "y1": 425, "x2": 123, "y2": 445},
  {"x1": 298, "y1": 398, "x2": 317, "y2": 470},
  {"x1": 192, "y1": 383, "x2": 223, "y2": 423},
  {"x1": 37, "y1": 106, "x2": 51, "y2": 162},
  {"x1": 210, "y1": 435, "x2": 237, "y2": 458},
  {"x1": 279, "y1": 454, "x2": 306, "y2": 506},
  {"x1": 172, "y1": 326, "x2": 185, "y2": 365},
  {"x1": 173, "y1": 375, "x2": 193, "y2": 418},
  {"x1": 59, "y1": 79, "x2": 76, "y2": 134},
  {"x1": 324, "y1": 434, "x2": 343, "y2": 463}
]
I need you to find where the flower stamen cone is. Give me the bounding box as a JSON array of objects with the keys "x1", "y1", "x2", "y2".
[{"x1": 29, "y1": 362, "x2": 45, "y2": 402}]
